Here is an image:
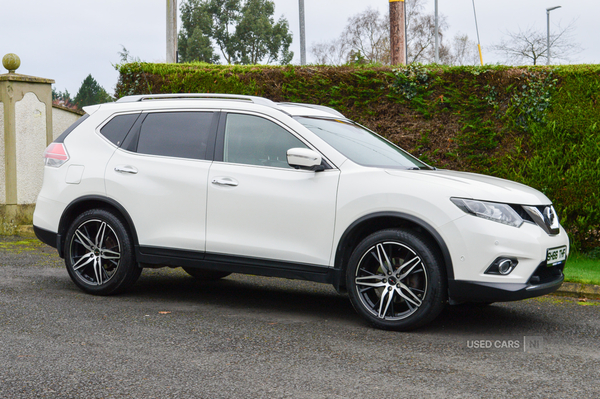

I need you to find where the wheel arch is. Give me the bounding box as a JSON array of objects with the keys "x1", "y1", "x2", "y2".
[
  {"x1": 57, "y1": 195, "x2": 139, "y2": 258},
  {"x1": 334, "y1": 212, "x2": 454, "y2": 291}
]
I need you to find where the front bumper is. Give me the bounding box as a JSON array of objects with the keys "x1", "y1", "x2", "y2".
[
  {"x1": 438, "y1": 211, "x2": 569, "y2": 303},
  {"x1": 448, "y1": 261, "x2": 565, "y2": 303}
]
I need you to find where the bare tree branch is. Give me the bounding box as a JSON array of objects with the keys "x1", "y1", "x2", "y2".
[
  {"x1": 311, "y1": 37, "x2": 350, "y2": 65},
  {"x1": 341, "y1": 8, "x2": 390, "y2": 64},
  {"x1": 448, "y1": 34, "x2": 480, "y2": 66},
  {"x1": 491, "y1": 20, "x2": 582, "y2": 65}
]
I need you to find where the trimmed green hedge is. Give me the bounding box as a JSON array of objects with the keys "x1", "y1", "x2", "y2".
[{"x1": 116, "y1": 63, "x2": 600, "y2": 252}]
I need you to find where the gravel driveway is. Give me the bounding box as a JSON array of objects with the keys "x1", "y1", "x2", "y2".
[{"x1": 1, "y1": 236, "x2": 599, "y2": 398}]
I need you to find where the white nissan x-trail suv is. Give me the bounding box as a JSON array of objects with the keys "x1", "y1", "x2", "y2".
[{"x1": 33, "y1": 93, "x2": 569, "y2": 330}]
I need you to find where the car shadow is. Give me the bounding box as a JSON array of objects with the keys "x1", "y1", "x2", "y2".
[
  {"x1": 114, "y1": 269, "x2": 554, "y2": 334},
  {"x1": 422, "y1": 301, "x2": 555, "y2": 336},
  {"x1": 124, "y1": 269, "x2": 359, "y2": 325}
]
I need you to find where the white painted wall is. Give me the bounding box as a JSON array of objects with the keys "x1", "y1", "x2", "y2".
[
  {"x1": 0, "y1": 102, "x2": 4, "y2": 204},
  {"x1": 15, "y1": 93, "x2": 46, "y2": 204},
  {"x1": 0, "y1": 97, "x2": 80, "y2": 207},
  {"x1": 52, "y1": 106, "x2": 81, "y2": 140}
]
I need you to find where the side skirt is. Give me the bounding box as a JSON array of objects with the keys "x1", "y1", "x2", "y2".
[{"x1": 136, "y1": 246, "x2": 344, "y2": 290}]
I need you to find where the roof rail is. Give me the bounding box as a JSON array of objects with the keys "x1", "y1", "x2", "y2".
[
  {"x1": 279, "y1": 102, "x2": 346, "y2": 118},
  {"x1": 116, "y1": 93, "x2": 277, "y2": 107}
]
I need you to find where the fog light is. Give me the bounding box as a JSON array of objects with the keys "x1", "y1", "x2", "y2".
[
  {"x1": 498, "y1": 259, "x2": 514, "y2": 275},
  {"x1": 485, "y1": 257, "x2": 518, "y2": 275}
]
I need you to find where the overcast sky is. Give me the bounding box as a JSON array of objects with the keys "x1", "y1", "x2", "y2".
[{"x1": 1, "y1": 0, "x2": 597, "y2": 96}]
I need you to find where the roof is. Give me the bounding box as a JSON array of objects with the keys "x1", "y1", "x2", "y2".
[{"x1": 112, "y1": 93, "x2": 346, "y2": 119}]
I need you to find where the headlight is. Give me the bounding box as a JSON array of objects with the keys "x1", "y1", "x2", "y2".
[{"x1": 451, "y1": 198, "x2": 524, "y2": 228}]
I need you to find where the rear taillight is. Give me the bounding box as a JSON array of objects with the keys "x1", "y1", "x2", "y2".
[{"x1": 43, "y1": 143, "x2": 69, "y2": 167}]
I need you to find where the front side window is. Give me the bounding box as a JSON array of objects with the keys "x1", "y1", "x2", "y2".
[
  {"x1": 295, "y1": 117, "x2": 429, "y2": 169},
  {"x1": 224, "y1": 113, "x2": 308, "y2": 168},
  {"x1": 136, "y1": 112, "x2": 214, "y2": 160}
]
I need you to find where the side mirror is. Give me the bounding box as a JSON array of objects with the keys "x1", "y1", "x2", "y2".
[{"x1": 287, "y1": 148, "x2": 324, "y2": 171}]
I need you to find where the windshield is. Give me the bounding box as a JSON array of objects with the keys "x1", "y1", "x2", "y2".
[{"x1": 295, "y1": 117, "x2": 429, "y2": 169}]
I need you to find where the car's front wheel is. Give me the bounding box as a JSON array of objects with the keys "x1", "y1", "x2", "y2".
[
  {"x1": 346, "y1": 229, "x2": 447, "y2": 331},
  {"x1": 64, "y1": 209, "x2": 141, "y2": 295}
]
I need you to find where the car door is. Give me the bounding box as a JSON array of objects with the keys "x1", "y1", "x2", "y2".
[
  {"x1": 206, "y1": 112, "x2": 340, "y2": 266},
  {"x1": 105, "y1": 111, "x2": 218, "y2": 252}
]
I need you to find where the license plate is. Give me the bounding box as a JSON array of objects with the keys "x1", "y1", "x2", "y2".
[{"x1": 546, "y1": 246, "x2": 567, "y2": 266}]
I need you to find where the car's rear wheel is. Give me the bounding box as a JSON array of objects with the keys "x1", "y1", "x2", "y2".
[
  {"x1": 182, "y1": 267, "x2": 231, "y2": 281},
  {"x1": 64, "y1": 209, "x2": 141, "y2": 295},
  {"x1": 347, "y1": 228, "x2": 447, "y2": 331}
]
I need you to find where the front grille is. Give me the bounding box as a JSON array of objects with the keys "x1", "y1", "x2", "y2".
[{"x1": 521, "y1": 205, "x2": 560, "y2": 235}]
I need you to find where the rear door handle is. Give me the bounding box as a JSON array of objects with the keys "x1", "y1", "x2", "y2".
[
  {"x1": 211, "y1": 177, "x2": 238, "y2": 187},
  {"x1": 114, "y1": 165, "x2": 138, "y2": 174}
]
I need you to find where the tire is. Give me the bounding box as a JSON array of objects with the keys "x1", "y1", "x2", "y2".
[
  {"x1": 182, "y1": 267, "x2": 231, "y2": 281},
  {"x1": 346, "y1": 228, "x2": 447, "y2": 331},
  {"x1": 64, "y1": 209, "x2": 141, "y2": 295}
]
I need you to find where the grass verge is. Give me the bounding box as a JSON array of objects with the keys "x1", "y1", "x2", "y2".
[
  {"x1": 0, "y1": 238, "x2": 44, "y2": 253},
  {"x1": 564, "y1": 255, "x2": 600, "y2": 286}
]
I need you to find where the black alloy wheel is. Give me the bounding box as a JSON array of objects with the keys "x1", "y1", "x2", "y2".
[
  {"x1": 347, "y1": 228, "x2": 447, "y2": 331},
  {"x1": 65, "y1": 209, "x2": 140, "y2": 295}
]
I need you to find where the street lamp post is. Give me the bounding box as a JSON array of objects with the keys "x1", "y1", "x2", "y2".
[
  {"x1": 299, "y1": 0, "x2": 306, "y2": 65},
  {"x1": 546, "y1": 6, "x2": 562, "y2": 66},
  {"x1": 434, "y1": 0, "x2": 439, "y2": 63}
]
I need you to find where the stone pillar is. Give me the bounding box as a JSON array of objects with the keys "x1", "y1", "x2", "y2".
[{"x1": 0, "y1": 54, "x2": 55, "y2": 234}]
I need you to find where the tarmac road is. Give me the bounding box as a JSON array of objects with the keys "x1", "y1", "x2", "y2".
[{"x1": 1, "y1": 236, "x2": 599, "y2": 398}]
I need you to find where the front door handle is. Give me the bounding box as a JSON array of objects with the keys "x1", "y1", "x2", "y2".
[
  {"x1": 211, "y1": 177, "x2": 238, "y2": 187},
  {"x1": 114, "y1": 165, "x2": 138, "y2": 174}
]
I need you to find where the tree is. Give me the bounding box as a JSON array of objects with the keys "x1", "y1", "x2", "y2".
[
  {"x1": 312, "y1": 7, "x2": 388, "y2": 65},
  {"x1": 74, "y1": 75, "x2": 113, "y2": 108},
  {"x1": 178, "y1": 0, "x2": 220, "y2": 63},
  {"x1": 405, "y1": 0, "x2": 450, "y2": 64},
  {"x1": 178, "y1": 0, "x2": 293, "y2": 65},
  {"x1": 310, "y1": 0, "x2": 477, "y2": 66},
  {"x1": 52, "y1": 88, "x2": 73, "y2": 104},
  {"x1": 448, "y1": 34, "x2": 480, "y2": 66},
  {"x1": 117, "y1": 46, "x2": 141, "y2": 63},
  {"x1": 491, "y1": 22, "x2": 581, "y2": 65},
  {"x1": 204, "y1": 0, "x2": 241, "y2": 64},
  {"x1": 235, "y1": 0, "x2": 293, "y2": 64},
  {"x1": 52, "y1": 88, "x2": 78, "y2": 110},
  {"x1": 311, "y1": 38, "x2": 350, "y2": 65},
  {"x1": 343, "y1": 8, "x2": 390, "y2": 64}
]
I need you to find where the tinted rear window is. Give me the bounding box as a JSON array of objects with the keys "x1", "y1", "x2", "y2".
[
  {"x1": 100, "y1": 113, "x2": 140, "y2": 146},
  {"x1": 136, "y1": 112, "x2": 214, "y2": 160}
]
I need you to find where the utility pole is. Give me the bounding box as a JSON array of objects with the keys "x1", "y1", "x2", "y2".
[
  {"x1": 389, "y1": 0, "x2": 406, "y2": 65},
  {"x1": 299, "y1": 0, "x2": 306, "y2": 65},
  {"x1": 167, "y1": 0, "x2": 178, "y2": 63}
]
